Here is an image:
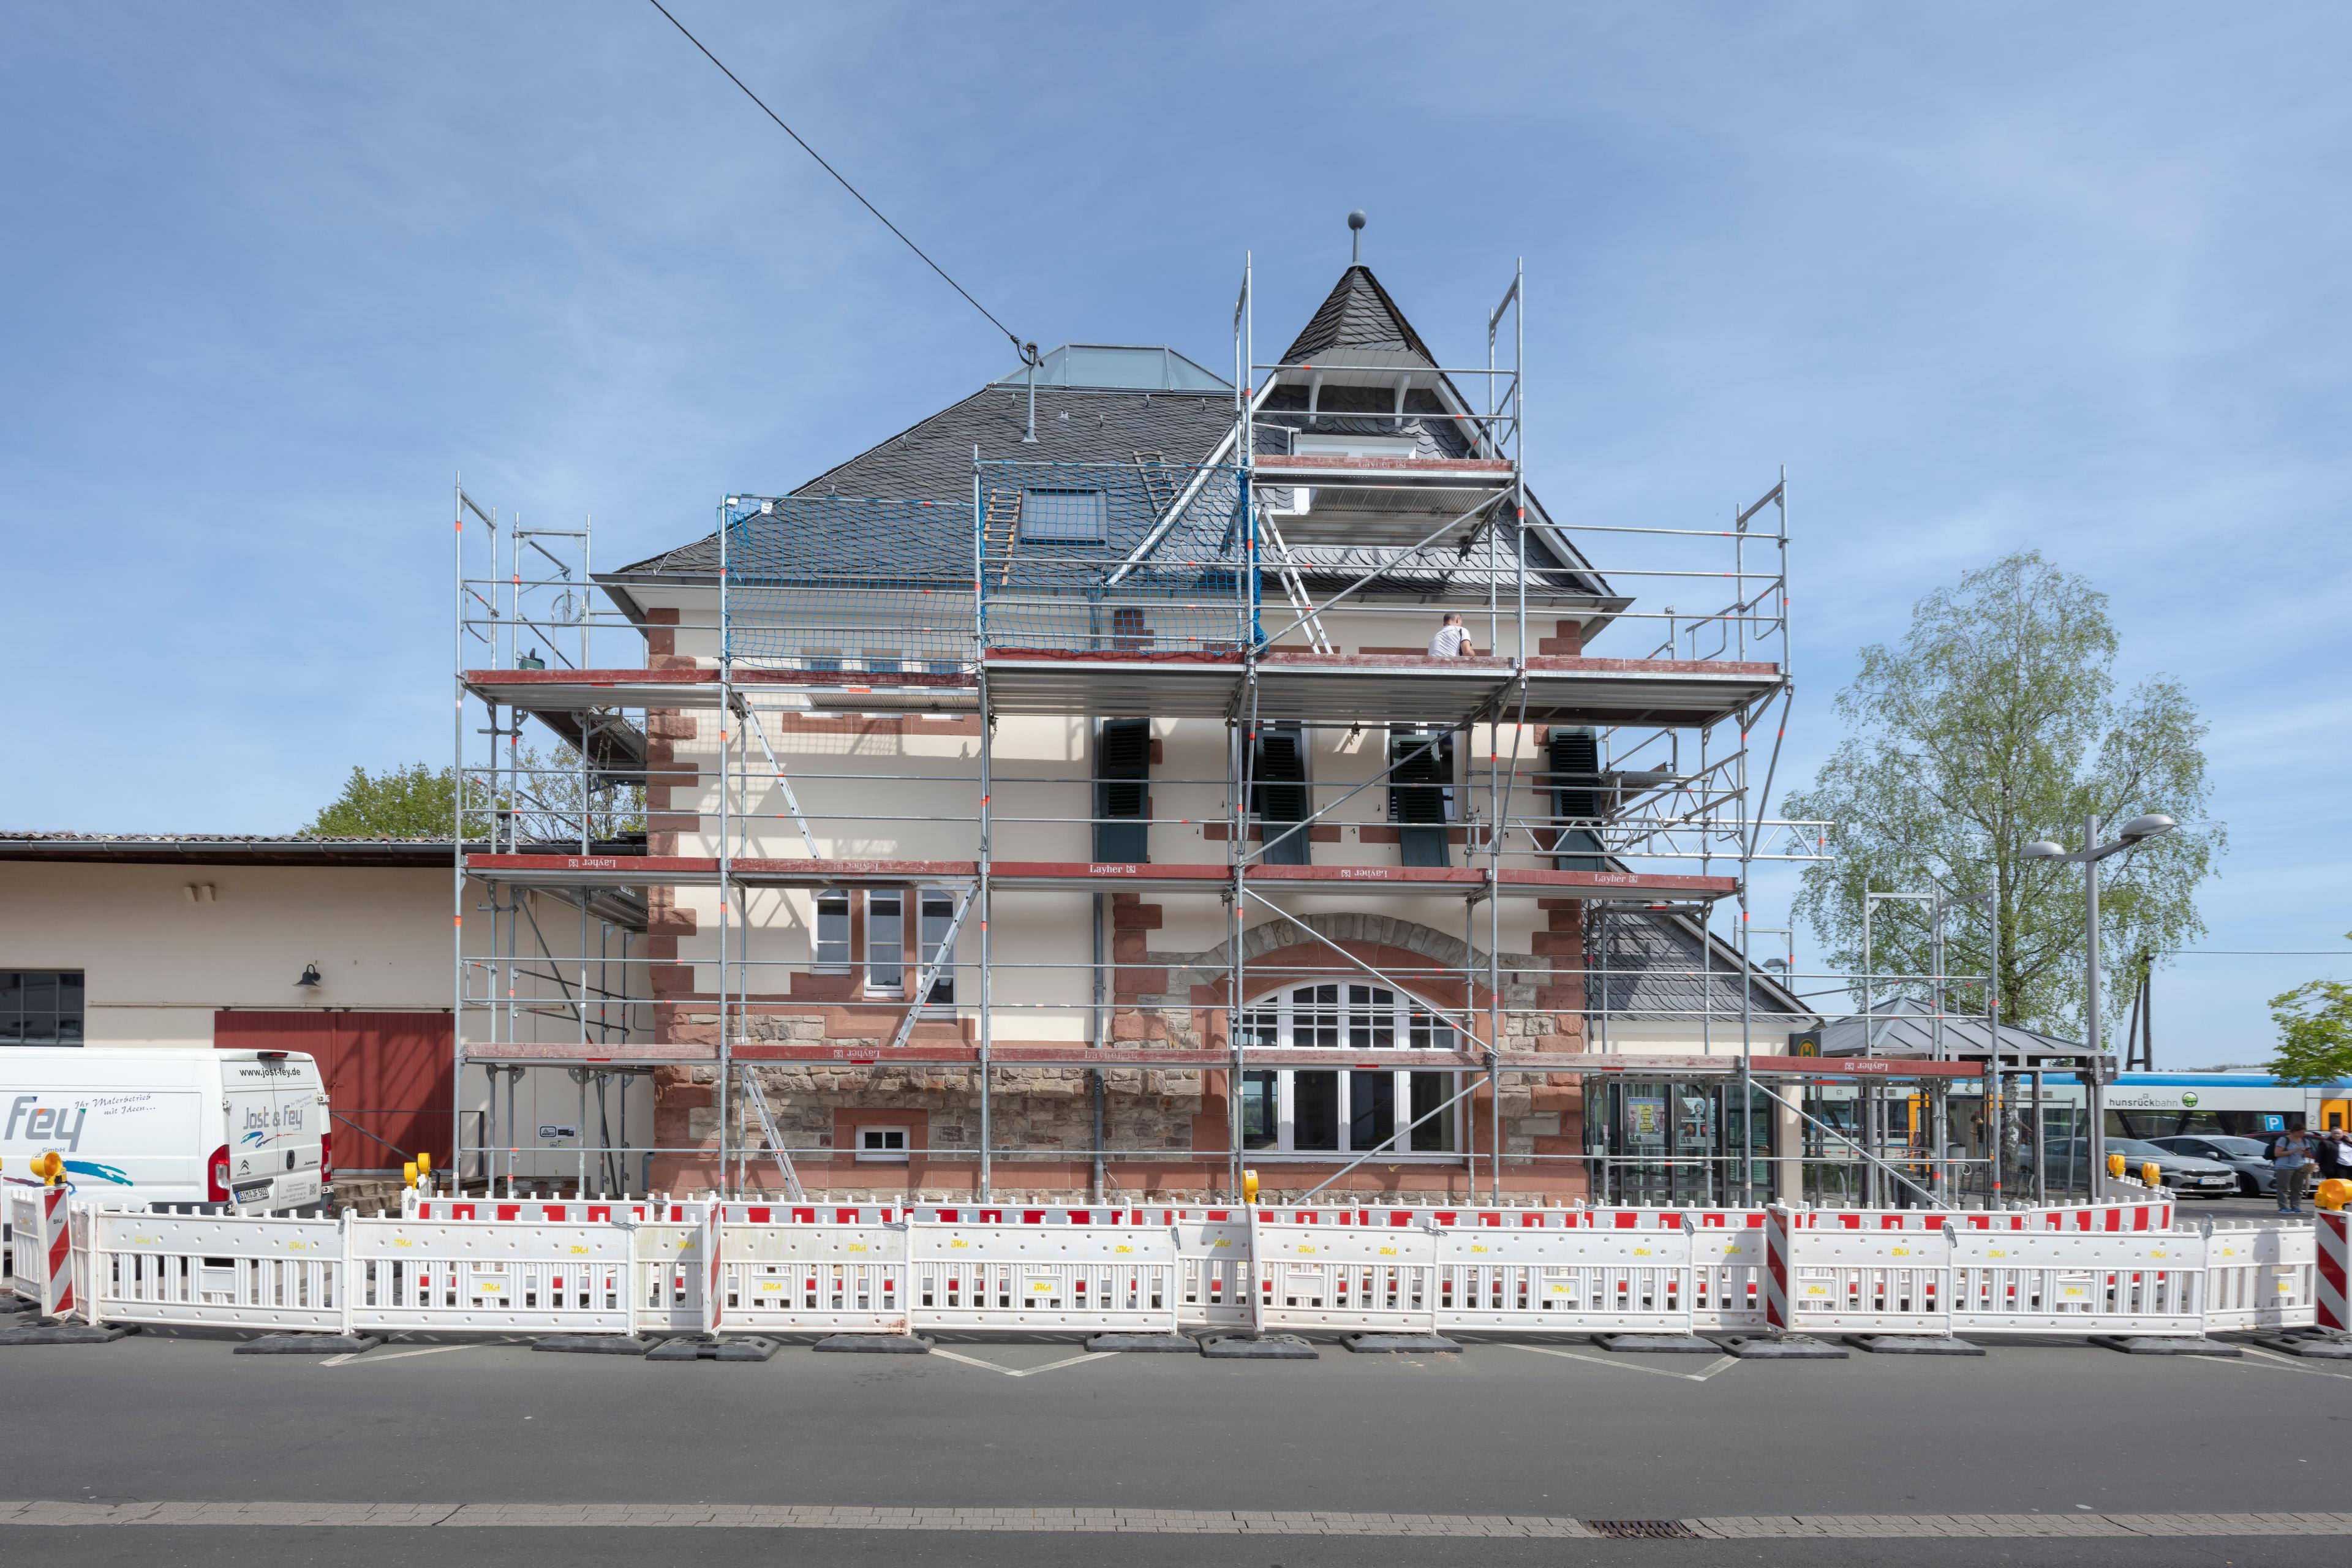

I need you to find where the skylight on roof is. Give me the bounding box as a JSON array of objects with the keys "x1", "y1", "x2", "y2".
[{"x1": 992, "y1": 344, "x2": 1232, "y2": 392}]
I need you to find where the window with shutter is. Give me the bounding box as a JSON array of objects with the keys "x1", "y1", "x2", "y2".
[
  {"x1": 1250, "y1": 725, "x2": 1312, "y2": 866},
  {"x1": 1549, "y1": 725, "x2": 1605, "y2": 872},
  {"x1": 1093, "y1": 718, "x2": 1152, "y2": 862},
  {"x1": 1387, "y1": 727, "x2": 1454, "y2": 868}
]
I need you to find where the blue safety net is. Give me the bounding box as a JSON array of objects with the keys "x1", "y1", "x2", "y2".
[{"x1": 721, "y1": 461, "x2": 1254, "y2": 668}]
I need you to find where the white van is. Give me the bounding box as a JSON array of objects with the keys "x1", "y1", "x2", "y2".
[{"x1": 1, "y1": 1048, "x2": 330, "y2": 1212}]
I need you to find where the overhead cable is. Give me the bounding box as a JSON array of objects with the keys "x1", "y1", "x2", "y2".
[{"x1": 645, "y1": 0, "x2": 1028, "y2": 355}]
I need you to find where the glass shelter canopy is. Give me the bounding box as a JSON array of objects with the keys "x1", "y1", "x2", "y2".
[{"x1": 991, "y1": 343, "x2": 1233, "y2": 392}]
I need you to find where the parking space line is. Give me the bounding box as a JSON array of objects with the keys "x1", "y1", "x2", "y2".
[
  {"x1": 2200, "y1": 1346, "x2": 2352, "y2": 1384},
  {"x1": 320, "y1": 1345, "x2": 483, "y2": 1370},
  {"x1": 1508, "y1": 1343, "x2": 1736, "y2": 1383},
  {"x1": 927, "y1": 1348, "x2": 1117, "y2": 1379}
]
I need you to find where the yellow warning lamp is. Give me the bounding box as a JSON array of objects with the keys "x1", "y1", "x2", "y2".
[
  {"x1": 415, "y1": 1152, "x2": 432, "y2": 1177},
  {"x1": 402, "y1": 1161, "x2": 420, "y2": 1190},
  {"x1": 2107, "y1": 1153, "x2": 2126, "y2": 1179},
  {"x1": 1242, "y1": 1169, "x2": 1259, "y2": 1204},
  {"x1": 2141, "y1": 1162, "x2": 2162, "y2": 1189},
  {"x1": 2317, "y1": 1178, "x2": 2350, "y2": 1213},
  {"x1": 31, "y1": 1151, "x2": 66, "y2": 1186}
]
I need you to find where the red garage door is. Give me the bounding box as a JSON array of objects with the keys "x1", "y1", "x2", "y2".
[{"x1": 214, "y1": 1012, "x2": 454, "y2": 1171}]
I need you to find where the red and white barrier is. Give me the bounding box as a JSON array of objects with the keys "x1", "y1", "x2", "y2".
[{"x1": 2318, "y1": 1210, "x2": 2347, "y2": 1334}]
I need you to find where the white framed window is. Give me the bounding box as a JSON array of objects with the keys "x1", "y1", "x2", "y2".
[
  {"x1": 813, "y1": 892, "x2": 851, "y2": 971},
  {"x1": 856, "y1": 1126, "x2": 909, "y2": 1163},
  {"x1": 1236, "y1": 982, "x2": 1461, "y2": 1158},
  {"x1": 865, "y1": 891, "x2": 905, "y2": 995},
  {"x1": 918, "y1": 894, "x2": 957, "y2": 1005}
]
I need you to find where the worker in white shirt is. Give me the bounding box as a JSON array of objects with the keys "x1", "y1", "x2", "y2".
[{"x1": 1427, "y1": 612, "x2": 1475, "y2": 657}]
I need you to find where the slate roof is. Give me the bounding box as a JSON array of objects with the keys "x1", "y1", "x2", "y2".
[
  {"x1": 1280, "y1": 266, "x2": 1440, "y2": 365},
  {"x1": 1588, "y1": 909, "x2": 1812, "y2": 1026},
  {"x1": 607, "y1": 268, "x2": 1613, "y2": 605},
  {"x1": 1811, "y1": 997, "x2": 2086, "y2": 1062}
]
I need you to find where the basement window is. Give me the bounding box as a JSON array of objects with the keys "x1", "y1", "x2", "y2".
[
  {"x1": 856, "y1": 1126, "x2": 910, "y2": 1163},
  {"x1": 0, "y1": 970, "x2": 84, "y2": 1045}
]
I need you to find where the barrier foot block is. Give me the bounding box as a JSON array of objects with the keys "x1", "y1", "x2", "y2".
[
  {"x1": 1343, "y1": 1333, "x2": 1460, "y2": 1354},
  {"x1": 1596, "y1": 1334, "x2": 1721, "y2": 1354},
  {"x1": 2246, "y1": 1332, "x2": 2352, "y2": 1360},
  {"x1": 235, "y1": 1332, "x2": 383, "y2": 1355},
  {"x1": 1848, "y1": 1335, "x2": 1984, "y2": 1356},
  {"x1": 533, "y1": 1334, "x2": 655, "y2": 1355},
  {"x1": 1200, "y1": 1333, "x2": 1317, "y2": 1360},
  {"x1": 0, "y1": 1321, "x2": 135, "y2": 1346},
  {"x1": 2089, "y1": 1335, "x2": 2242, "y2": 1357},
  {"x1": 813, "y1": 1333, "x2": 933, "y2": 1354},
  {"x1": 646, "y1": 1334, "x2": 783, "y2": 1362},
  {"x1": 1087, "y1": 1333, "x2": 1199, "y2": 1352},
  {"x1": 1711, "y1": 1334, "x2": 1847, "y2": 1359}
]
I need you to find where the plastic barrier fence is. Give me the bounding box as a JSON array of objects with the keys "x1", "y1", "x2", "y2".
[
  {"x1": 2203, "y1": 1223, "x2": 2316, "y2": 1333},
  {"x1": 89, "y1": 1210, "x2": 346, "y2": 1332},
  {"x1": 910, "y1": 1221, "x2": 1177, "y2": 1333},
  {"x1": 1436, "y1": 1227, "x2": 1695, "y2": 1335},
  {"x1": 2, "y1": 1186, "x2": 39, "y2": 1301},
  {"x1": 717, "y1": 1218, "x2": 907, "y2": 1333},
  {"x1": 1948, "y1": 1229, "x2": 2206, "y2": 1336},
  {"x1": 59, "y1": 1197, "x2": 2313, "y2": 1344}
]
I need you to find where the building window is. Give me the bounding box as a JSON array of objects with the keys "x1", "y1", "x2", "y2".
[
  {"x1": 918, "y1": 894, "x2": 957, "y2": 1005},
  {"x1": 802, "y1": 649, "x2": 843, "y2": 674},
  {"x1": 1388, "y1": 726, "x2": 1456, "y2": 869},
  {"x1": 813, "y1": 893, "x2": 851, "y2": 971},
  {"x1": 1234, "y1": 983, "x2": 1459, "y2": 1157},
  {"x1": 1019, "y1": 488, "x2": 1108, "y2": 544},
  {"x1": 1250, "y1": 723, "x2": 1311, "y2": 866},
  {"x1": 1094, "y1": 718, "x2": 1151, "y2": 864},
  {"x1": 865, "y1": 891, "x2": 905, "y2": 995},
  {"x1": 1, "y1": 971, "x2": 85, "y2": 1046},
  {"x1": 860, "y1": 650, "x2": 904, "y2": 675},
  {"x1": 856, "y1": 1126, "x2": 909, "y2": 1163}
]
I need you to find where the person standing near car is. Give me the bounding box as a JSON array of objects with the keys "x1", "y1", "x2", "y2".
[{"x1": 2271, "y1": 1127, "x2": 2315, "y2": 1215}]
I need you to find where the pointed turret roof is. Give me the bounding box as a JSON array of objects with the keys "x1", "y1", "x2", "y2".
[{"x1": 1278, "y1": 266, "x2": 1439, "y2": 368}]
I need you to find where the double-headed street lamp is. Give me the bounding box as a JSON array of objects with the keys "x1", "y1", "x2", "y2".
[{"x1": 2024, "y1": 812, "x2": 2177, "y2": 1192}]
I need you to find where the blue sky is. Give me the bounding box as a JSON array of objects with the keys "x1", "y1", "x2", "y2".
[{"x1": 4, "y1": 2, "x2": 2346, "y2": 1063}]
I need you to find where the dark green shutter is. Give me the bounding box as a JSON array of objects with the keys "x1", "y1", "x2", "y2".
[
  {"x1": 1253, "y1": 728, "x2": 1311, "y2": 866},
  {"x1": 1548, "y1": 725, "x2": 1604, "y2": 872},
  {"x1": 1094, "y1": 718, "x2": 1150, "y2": 862},
  {"x1": 1390, "y1": 729, "x2": 1452, "y2": 868}
]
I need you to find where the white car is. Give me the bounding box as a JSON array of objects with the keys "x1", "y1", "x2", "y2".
[{"x1": 2, "y1": 1047, "x2": 330, "y2": 1211}]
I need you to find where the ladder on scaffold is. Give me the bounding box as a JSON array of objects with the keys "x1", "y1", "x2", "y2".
[
  {"x1": 735, "y1": 1066, "x2": 807, "y2": 1201},
  {"x1": 1135, "y1": 450, "x2": 1331, "y2": 654},
  {"x1": 731, "y1": 693, "x2": 820, "y2": 860}
]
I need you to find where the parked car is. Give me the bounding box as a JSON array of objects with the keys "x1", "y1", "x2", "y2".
[
  {"x1": 2145, "y1": 1134, "x2": 2275, "y2": 1196},
  {"x1": 2045, "y1": 1137, "x2": 2237, "y2": 1199}
]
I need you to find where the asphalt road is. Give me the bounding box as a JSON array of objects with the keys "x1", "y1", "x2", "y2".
[{"x1": 7, "y1": 1325, "x2": 2351, "y2": 1566}]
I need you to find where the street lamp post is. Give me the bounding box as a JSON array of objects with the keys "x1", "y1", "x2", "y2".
[{"x1": 2024, "y1": 813, "x2": 2178, "y2": 1196}]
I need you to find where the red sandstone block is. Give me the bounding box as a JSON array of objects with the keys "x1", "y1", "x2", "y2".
[
  {"x1": 1111, "y1": 932, "x2": 1150, "y2": 960},
  {"x1": 647, "y1": 714, "x2": 699, "y2": 739},
  {"x1": 649, "y1": 964, "x2": 696, "y2": 994},
  {"x1": 1530, "y1": 931, "x2": 1583, "y2": 955},
  {"x1": 1112, "y1": 902, "x2": 1164, "y2": 930}
]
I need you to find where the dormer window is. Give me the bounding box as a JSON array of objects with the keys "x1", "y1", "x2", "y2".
[{"x1": 1019, "y1": 489, "x2": 1107, "y2": 544}]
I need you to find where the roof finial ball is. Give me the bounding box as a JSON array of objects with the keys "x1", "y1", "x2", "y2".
[{"x1": 1348, "y1": 209, "x2": 1366, "y2": 266}]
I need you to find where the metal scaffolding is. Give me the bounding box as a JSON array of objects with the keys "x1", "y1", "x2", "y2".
[{"x1": 443, "y1": 254, "x2": 2060, "y2": 1211}]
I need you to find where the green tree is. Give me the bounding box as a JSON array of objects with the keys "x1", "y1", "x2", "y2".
[
  {"x1": 304, "y1": 762, "x2": 462, "y2": 837},
  {"x1": 1785, "y1": 552, "x2": 2222, "y2": 1038},
  {"x1": 305, "y1": 748, "x2": 644, "y2": 841},
  {"x1": 2268, "y1": 935, "x2": 2352, "y2": 1085}
]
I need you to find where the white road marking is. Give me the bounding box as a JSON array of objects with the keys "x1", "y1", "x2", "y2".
[
  {"x1": 926, "y1": 1347, "x2": 1117, "y2": 1379},
  {"x1": 1509, "y1": 1343, "x2": 1736, "y2": 1383},
  {"x1": 2201, "y1": 1345, "x2": 2352, "y2": 1382},
  {"x1": 320, "y1": 1344, "x2": 482, "y2": 1369}
]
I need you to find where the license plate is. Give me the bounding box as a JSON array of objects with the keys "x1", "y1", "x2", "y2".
[{"x1": 233, "y1": 1182, "x2": 273, "y2": 1200}]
